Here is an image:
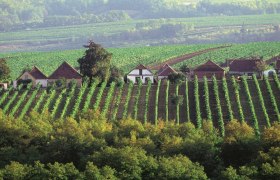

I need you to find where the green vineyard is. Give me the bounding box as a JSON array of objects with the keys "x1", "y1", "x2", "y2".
[
  {"x1": 1, "y1": 75, "x2": 279, "y2": 135},
  {"x1": 1, "y1": 42, "x2": 280, "y2": 79}
]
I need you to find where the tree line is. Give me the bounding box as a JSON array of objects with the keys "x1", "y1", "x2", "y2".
[
  {"x1": 1, "y1": 0, "x2": 280, "y2": 31},
  {"x1": 0, "y1": 110, "x2": 280, "y2": 179}
]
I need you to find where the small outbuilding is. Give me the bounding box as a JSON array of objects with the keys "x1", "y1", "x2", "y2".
[
  {"x1": 127, "y1": 64, "x2": 154, "y2": 84},
  {"x1": 193, "y1": 60, "x2": 225, "y2": 80},
  {"x1": 157, "y1": 64, "x2": 177, "y2": 80},
  {"x1": 15, "y1": 66, "x2": 48, "y2": 88},
  {"x1": 48, "y1": 61, "x2": 83, "y2": 87}
]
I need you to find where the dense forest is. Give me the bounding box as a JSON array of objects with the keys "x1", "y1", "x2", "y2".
[
  {"x1": 1, "y1": 0, "x2": 280, "y2": 31},
  {"x1": 0, "y1": 110, "x2": 280, "y2": 179}
]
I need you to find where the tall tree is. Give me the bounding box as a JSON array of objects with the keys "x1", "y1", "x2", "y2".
[
  {"x1": 78, "y1": 41, "x2": 112, "y2": 83},
  {"x1": 0, "y1": 58, "x2": 10, "y2": 81}
]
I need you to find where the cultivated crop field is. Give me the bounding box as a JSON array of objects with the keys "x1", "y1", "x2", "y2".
[
  {"x1": 1, "y1": 42, "x2": 280, "y2": 79},
  {"x1": 1, "y1": 13, "x2": 280, "y2": 51},
  {"x1": 1, "y1": 75, "x2": 279, "y2": 136},
  {"x1": 0, "y1": 44, "x2": 218, "y2": 79}
]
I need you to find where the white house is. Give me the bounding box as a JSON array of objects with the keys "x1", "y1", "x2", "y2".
[
  {"x1": 127, "y1": 64, "x2": 154, "y2": 84},
  {"x1": 15, "y1": 66, "x2": 48, "y2": 88}
]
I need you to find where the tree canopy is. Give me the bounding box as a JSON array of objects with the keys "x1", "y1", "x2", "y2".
[
  {"x1": 0, "y1": 59, "x2": 11, "y2": 82},
  {"x1": 78, "y1": 41, "x2": 112, "y2": 82}
]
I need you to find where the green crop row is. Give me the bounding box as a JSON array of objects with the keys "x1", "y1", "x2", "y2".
[
  {"x1": 212, "y1": 76, "x2": 225, "y2": 137},
  {"x1": 241, "y1": 77, "x2": 260, "y2": 136}
]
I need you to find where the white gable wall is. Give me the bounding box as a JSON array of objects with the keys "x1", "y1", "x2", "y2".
[
  {"x1": 142, "y1": 69, "x2": 153, "y2": 75},
  {"x1": 128, "y1": 69, "x2": 153, "y2": 76},
  {"x1": 36, "y1": 79, "x2": 48, "y2": 88},
  {"x1": 129, "y1": 69, "x2": 139, "y2": 75},
  {"x1": 127, "y1": 75, "x2": 154, "y2": 84}
]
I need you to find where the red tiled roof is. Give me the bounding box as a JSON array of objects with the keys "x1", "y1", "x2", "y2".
[
  {"x1": 194, "y1": 60, "x2": 224, "y2": 72},
  {"x1": 158, "y1": 64, "x2": 177, "y2": 76},
  {"x1": 276, "y1": 60, "x2": 280, "y2": 69},
  {"x1": 135, "y1": 64, "x2": 148, "y2": 70},
  {"x1": 29, "y1": 66, "x2": 47, "y2": 79},
  {"x1": 49, "y1": 61, "x2": 82, "y2": 79},
  {"x1": 229, "y1": 59, "x2": 262, "y2": 72},
  {"x1": 157, "y1": 64, "x2": 169, "y2": 75}
]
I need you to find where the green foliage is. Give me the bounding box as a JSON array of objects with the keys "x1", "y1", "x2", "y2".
[
  {"x1": 203, "y1": 76, "x2": 212, "y2": 121},
  {"x1": 264, "y1": 75, "x2": 280, "y2": 122},
  {"x1": 231, "y1": 76, "x2": 245, "y2": 123},
  {"x1": 185, "y1": 80, "x2": 190, "y2": 122},
  {"x1": 241, "y1": 76, "x2": 260, "y2": 136},
  {"x1": 18, "y1": 85, "x2": 40, "y2": 120},
  {"x1": 273, "y1": 73, "x2": 280, "y2": 91},
  {"x1": 165, "y1": 80, "x2": 170, "y2": 122},
  {"x1": 168, "y1": 72, "x2": 185, "y2": 84},
  {"x1": 1, "y1": 109, "x2": 280, "y2": 179},
  {"x1": 222, "y1": 120, "x2": 260, "y2": 167},
  {"x1": 123, "y1": 81, "x2": 134, "y2": 119},
  {"x1": 111, "y1": 83, "x2": 124, "y2": 121},
  {"x1": 9, "y1": 85, "x2": 32, "y2": 116},
  {"x1": 82, "y1": 80, "x2": 98, "y2": 112},
  {"x1": 213, "y1": 76, "x2": 225, "y2": 137},
  {"x1": 41, "y1": 89, "x2": 56, "y2": 114},
  {"x1": 60, "y1": 83, "x2": 76, "y2": 118},
  {"x1": 0, "y1": 59, "x2": 10, "y2": 81},
  {"x1": 133, "y1": 81, "x2": 142, "y2": 120},
  {"x1": 171, "y1": 84, "x2": 183, "y2": 124},
  {"x1": 156, "y1": 155, "x2": 207, "y2": 180},
  {"x1": 50, "y1": 89, "x2": 67, "y2": 118},
  {"x1": 194, "y1": 76, "x2": 202, "y2": 128},
  {"x1": 253, "y1": 75, "x2": 270, "y2": 127},
  {"x1": 155, "y1": 80, "x2": 161, "y2": 125},
  {"x1": 144, "y1": 80, "x2": 152, "y2": 124},
  {"x1": 0, "y1": 86, "x2": 13, "y2": 106},
  {"x1": 32, "y1": 89, "x2": 47, "y2": 112},
  {"x1": 3, "y1": 84, "x2": 27, "y2": 114},
  {"x1": 93, "y1": 81, "x2": 107, "y2": 111},
  {"x1": 222, "y1": 78, "x2": 234, "y2": 121},
  {"x1": 78, "y1": 41, "x2": 112, "y2": 82},
  {"x1": 102, "y1": 82, "x2": 116, "y2": 117},
  {"x1": 71, "y1": 83, "x2": 88, "y2": 118}
]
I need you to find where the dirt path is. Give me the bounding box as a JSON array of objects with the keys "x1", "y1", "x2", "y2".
[{"x1": 149, "y1": 46, "x2": 230, "y2": 70}]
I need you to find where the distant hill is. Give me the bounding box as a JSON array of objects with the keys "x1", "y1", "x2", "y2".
[{"x1": 1, "y1": 0, "x2": 280, "y2": 31}]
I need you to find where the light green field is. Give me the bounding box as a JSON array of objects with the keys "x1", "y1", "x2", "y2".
[
  {"x1": 1, "y1": 42, "x2": 280, "y2": 79},
  {"x1": 1, "y1": 44, "x2": 217, "y2": 79},
  {"x1": 1, "y1": 14, "x2": 280, "y2": 46}
]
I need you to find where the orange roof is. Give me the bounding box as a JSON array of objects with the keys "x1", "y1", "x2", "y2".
[{"x1": 49, "y1": 61, "x2": 82, "y2": 79}]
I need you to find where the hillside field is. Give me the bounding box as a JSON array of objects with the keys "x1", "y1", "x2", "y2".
[
  {"x1": 1, "y1": 75, "x2": 279, "y2": 135},
  {"x1": 1, "y1": 41, "x2": 280, "y2": 79}
]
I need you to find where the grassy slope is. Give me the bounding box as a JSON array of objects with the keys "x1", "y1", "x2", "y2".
[
  {"x1": 1, "y1": 41, "x2": 280, "y2": 79},
  {"x1": 0, "y1": 44, "x2": 217, "y2": 79}
]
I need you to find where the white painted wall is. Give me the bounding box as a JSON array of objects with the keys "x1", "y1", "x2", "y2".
[
  {"x1": 142, "y1": 69, "x2": 153, "y2": 75},
  {"x1": 13, "y1": 81, "x2": 17, "y2": 88},
  {"x1": 36, "y1": 79, "x2": 48, "y2": 88},
  {"x1": 129, "y1": 69, "x2": 139, "y2": 75},
  {"x1": 127, "y1": 75, "x2": 154, "y2": 84},
  {"x1": 127, "y1": 69, "x2": 153, "y2": 76}
]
